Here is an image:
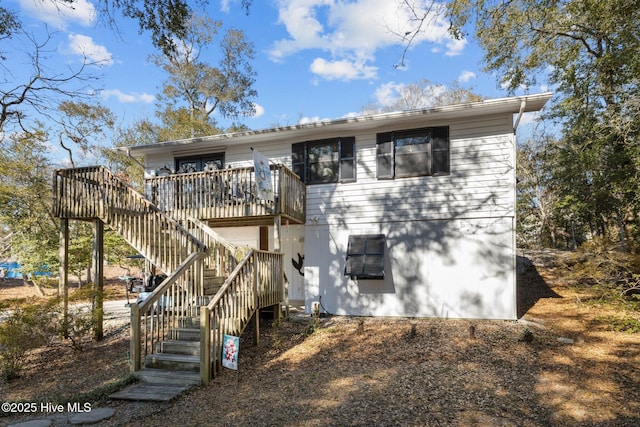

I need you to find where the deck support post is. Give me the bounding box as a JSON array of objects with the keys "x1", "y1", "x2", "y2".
[
  {"x1": 253, "y1": 309, "x2": 260, "y2": 346},
  {"x1": 200, "y1": 306, "x2": 211, "y2": 385},
  {"x1": 58, "y1": 218, "x2": 69, "y2": 334},
  {"x1": 273, "y1": 214, "x2": 287, "y2": 318},
  {"x1": 253, "y1": 253, "x2": 260, "y2": 346},
  {"x1": 130, "y1": 304, "x2": 140, "y2": 372},
  {"x1": 92, "y1": 219, "x2": 104, "y2": 341},
  {"x1": 273, "y1": 214, "x2": 282, "y2": 252}
]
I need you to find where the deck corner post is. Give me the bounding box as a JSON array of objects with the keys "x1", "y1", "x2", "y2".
[
  {"x1": 92, "y1": 219, "x2": 104, "y2": 341},
  {"x1": 130, "y1": 304, "x2": 141, "y2": 372},
  {"x1": 58, "y1": 218, "x2": 69, "y2": 333},
  {"x1": 253, "y1": 308, "x2": 260, "y2": 346},
  {"x1": 200, "y1": 306, "x2": 211, "y2": 385}
]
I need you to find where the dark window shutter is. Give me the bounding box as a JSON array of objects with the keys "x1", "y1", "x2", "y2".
[
  {"x1": 432, "y1": 127, "x2": 450, "y2": 175},
  {"x1": 345, "y1": 234, "x2": 385, "y2": 279},
  {"x1": 376, "y1": 132, "x2": 394, "y2": 179},
  {"x1": 291, "y1": 142, "x2": 306, "y2": 182},
  {"x1": 339, "y1": 137, "x2": 356, "y2": 182}
]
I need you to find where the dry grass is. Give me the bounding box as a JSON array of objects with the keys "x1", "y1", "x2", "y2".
[{"x1": 2, "y1": 252, "x2": 640, "y2": 426}]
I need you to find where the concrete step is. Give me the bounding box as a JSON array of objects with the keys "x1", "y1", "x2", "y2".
[
  {"x1": 156, "y1": 339, "x2": 201, "y2": 356},
  {"x1": 144, "y1": 353, "x2": 200, "y2": 373},
  {"x1": 134, "y1": 368, "x2": 201, "y2": 387}
]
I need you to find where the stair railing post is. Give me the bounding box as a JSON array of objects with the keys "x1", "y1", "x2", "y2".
[
  {"x1": 200, "y1": 306, "x2": 211, "y2": 385},
  {"x1": 253, "y1": 252, "x2": 260, "y2": 346},
  {"x1": 130, "y1": 303, "x2": 141, "y2": 372}
]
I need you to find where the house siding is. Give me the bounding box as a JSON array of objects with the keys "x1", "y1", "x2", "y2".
[
  {"x1": 302, "y1": 113, "x2": 517, "y2": 319},
  {"x1": 141, "y1": 111, "x2": 519, "y2": 319}
]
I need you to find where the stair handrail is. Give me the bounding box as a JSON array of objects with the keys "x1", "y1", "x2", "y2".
[
  {"x1": 200, "y1": 248, "x2": 254, "y2": 383},
  {"x1": 184, "y1": 215, "x2": 237, "y2": 254},
  {"x1": 54, "y1": 165, "x2": 206, "y2": 269},
  {"x1": 200, "y1": 248, "x2": 284, "y2": 384},
  {"x1": 130, "y1": 251, "x2": 207, "y2": 371},
  {"x1": 205, "y1": 249, "x2": 254, "y2": 312},
  {"x1": 137, "y1": 251, "x2": 208, "y2": 314},
  {"x1": 54, "y1": 166, "x2": 213, "y2": 372}
]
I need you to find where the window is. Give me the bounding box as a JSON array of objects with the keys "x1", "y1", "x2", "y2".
[
  {"x1": 344, "y1": 234, "x2": 386, "y2": 280},
  {"x1": 376, "y1": 126, "x2": 449, "y2": 179},
  {"x1": 175, "y1": 153, "x2": 224, "y2": 173},
  {"x1": 292, "y1": 137, "x2": 356, "y2": 184}
]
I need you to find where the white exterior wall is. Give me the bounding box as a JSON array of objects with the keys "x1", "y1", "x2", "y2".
[
  {"x1": 303, "y1": 113, "x2": 517, "y2": 319},
  {"x1": 140, "y1": 111, "x2": 518, "y2": 320}
]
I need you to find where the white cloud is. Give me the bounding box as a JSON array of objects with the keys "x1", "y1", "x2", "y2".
[
  {"x1": 459, "y1": 70, "x2": 476, "y2": 83},
  {"x1": 310, "y1": 57, "x2": 377, "y2": 81},
  {"x1": 298, "y1": 115, "x2": 331, "y2": 125},
  {"x1": 445, "y1": 37, "x2": 467, "y2": 56},
  {"x1": 269, "y1": 0, "x2": 463, "y2": 81},
  {"x1": 373, "y1": 81, "x2": 406, "y2": 107},
  {"x1": 101, "y1": 89, "x2": 155, "y2": 104},
  {"x1": 252, "y1": 103, "x2": 265, "y2": 118},
  {"x1": 220, "y1": 0, "x2": 233, "y2": 12},
  {"x1": 68, "y1": 34, "x2": 113, "y2": 66},
  {"x1": 18, "y1": 0, "x2": 95, "y2": 29}
]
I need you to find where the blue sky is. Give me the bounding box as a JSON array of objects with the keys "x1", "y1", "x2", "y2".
[{"x1": 6, "y1": 0, "x2": 548, "y2": 158}]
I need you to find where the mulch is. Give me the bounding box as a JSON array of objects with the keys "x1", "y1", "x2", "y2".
[{"x1": 2, "y1": 255, "x2": 640, "y2": 427}]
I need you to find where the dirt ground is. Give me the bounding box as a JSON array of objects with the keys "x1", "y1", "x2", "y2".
[{"x1": 1, "y1": 251, "x2": 639, "y2": 426}]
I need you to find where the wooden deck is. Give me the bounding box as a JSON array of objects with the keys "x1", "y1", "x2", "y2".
[{"x1": 145, "y1": 164, "x2": 306, "y2": 226}]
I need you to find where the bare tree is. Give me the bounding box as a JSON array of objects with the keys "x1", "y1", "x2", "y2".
[
  {"x1": 390, "y1": 0, "x2": 444, "y2": 69},
  {"x1": 0, "y1": 28, "x2": 100, "y2": 137}
]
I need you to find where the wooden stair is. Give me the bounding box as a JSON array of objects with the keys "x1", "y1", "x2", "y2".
[
  {"x1": 53, "y1": 166, "x2": 286, "y2": 387},
  {"x1": 140, "y1": 316, "x2": 203, "y2": 386},
  {"x1": 137, "y1": 275, "x2": 225, "y2": 386}
]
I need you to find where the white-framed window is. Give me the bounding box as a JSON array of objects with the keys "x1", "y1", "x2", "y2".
[
  {"x1": 376, "y1": 126, "x2": 449, "y2": 179},
  {"x1": 292, "y1": 137, "x2": 356, "y2": 184}
]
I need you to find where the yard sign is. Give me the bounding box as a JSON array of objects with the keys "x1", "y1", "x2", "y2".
[{"x1": 222, "y1": 334, "x2": 240, "y2": 370}]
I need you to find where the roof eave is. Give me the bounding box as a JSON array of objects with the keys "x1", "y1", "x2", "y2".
[{"x1": 122, "y1": 92, "x2": 553, "y2": 156}]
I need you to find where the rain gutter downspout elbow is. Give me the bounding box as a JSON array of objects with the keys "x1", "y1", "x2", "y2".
[
  {"x1": 126, "y1": 148, "x2": 145, "y2": 170},
  {"x1": 513, "y1": 100, "x2": 527, "y2": 134}
]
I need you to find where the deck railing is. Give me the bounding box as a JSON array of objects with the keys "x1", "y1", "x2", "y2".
[
  {"x1": 53, "y1": 167, "x2": 210, "y2": 370},
  {"x1": 200, "y1": 249, "x2": 284, "y2": 383},
  {"x1": 53, "y1": 167, "x2": 207, "y2": 274},
  {"x1": 54, "y1": 166, "x2": 287, "y2": 381},
  {"x1": 145, "y1": 164, "x2": 306, "y2": 223}
]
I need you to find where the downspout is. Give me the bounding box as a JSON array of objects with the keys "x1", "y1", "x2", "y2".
[
  {"x1": 511, "y1": 99, "x2": 526, "y2": 319},
  {"x1": 513, "y1": 100, "x2": 527, "y2": 134},
  {"x1": 126, "y1": 148, "x2": 145, "y2": 170}
]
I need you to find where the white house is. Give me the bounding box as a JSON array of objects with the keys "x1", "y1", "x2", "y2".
[{"x1": 124, "y1": 92, "x2": 552, "y2": 320}]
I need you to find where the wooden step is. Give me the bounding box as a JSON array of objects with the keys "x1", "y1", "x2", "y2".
[
  {"x1": 156, "y1": 340, "x2": 201, "y2": 356},
  {"x1": 204, "y1": 275, "x2": 226, "y2": 295},
  {"x1": 134, "y1": 368, "x2": 201, "y2": 386},
  {"x1": 168, "y1": 327, "x2": 200, "y2": 341},
  {"x1": 144, "y1": 353, "x2": 200, "y2": 372},
  {"x1": 177, "y1": 316, "x2": 200, "y2": 329}
]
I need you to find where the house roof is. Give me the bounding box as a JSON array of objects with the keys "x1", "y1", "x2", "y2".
[{"x1": 122, "y1": 92, "x2": 553, "y2": 156}]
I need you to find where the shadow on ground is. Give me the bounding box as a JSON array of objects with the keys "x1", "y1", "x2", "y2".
[{"x1": 517, "y1": 255, "x2": 562, "y2": 318}]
